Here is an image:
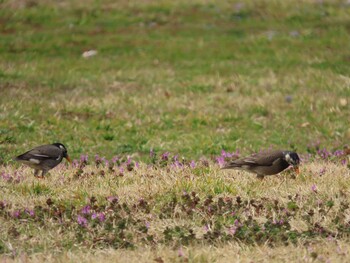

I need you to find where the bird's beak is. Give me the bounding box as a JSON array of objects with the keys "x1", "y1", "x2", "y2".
[
  {"x1": 65, "y1": 155, "x2": 72, "y2": 164},
  {"x1": 294, "y1": 166, "x2": 300, "y2": 175}
]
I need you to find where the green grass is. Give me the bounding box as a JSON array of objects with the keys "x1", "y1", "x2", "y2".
[
  {"x1": 0, "y1": 0, "x2": 349, "y2": 162},
  {"x1": 0, "y1": 0, "x2": 350, "y2": 261}
]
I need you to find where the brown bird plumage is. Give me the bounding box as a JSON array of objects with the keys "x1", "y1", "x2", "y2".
[
  {"x1": 222, "y1": 150, "x2": 300, "y2": 179},
  {"x1": 14, "y1": 143, "x2": 71, "y2": 178}
]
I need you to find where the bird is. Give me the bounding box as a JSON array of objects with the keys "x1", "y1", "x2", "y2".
[
  {"x1": 222, "y1": 150, "x2": 300, "y2": 179},
  {"x1": 14, "y1": 143, "x2": 71, "y2": 178}
]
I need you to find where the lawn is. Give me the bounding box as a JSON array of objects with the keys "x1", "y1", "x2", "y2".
[{"x1": 0, "y1": 0, "x2": 349, "y2": 261}]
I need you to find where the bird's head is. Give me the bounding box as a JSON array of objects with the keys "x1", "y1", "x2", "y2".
[
  {"x1": 283, "y1": 151, "x2": 300, "y2": 166},
  {"x1": 53, "y1": 143, "x2": 72, "y2": 163},
  {"x1": 283, "y1": 151, "x2": 300, "y2": 173}
]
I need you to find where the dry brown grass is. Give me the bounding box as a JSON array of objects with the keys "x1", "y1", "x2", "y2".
[
  {"x1": 1, "y1": 160, "x2": 349, "y2": 207},
  {"x1": 1, "y1": 159, "x2": 350, "y2": 262},
  {"x1": 2, "y1": 236, "x2": 350, "y2": 262}
]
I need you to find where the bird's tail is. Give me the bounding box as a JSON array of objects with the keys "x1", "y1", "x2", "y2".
[{"x1": 13, "y1": 153, "x2": 28, "y2": 162}]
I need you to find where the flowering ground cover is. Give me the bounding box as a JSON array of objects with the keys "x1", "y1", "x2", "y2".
[
  {"x1": 1, "y1": 0, "x2": 349, "y2": 261},
  {"x1": 1, "y1": 150, "x2": 350, "y2": 262}
]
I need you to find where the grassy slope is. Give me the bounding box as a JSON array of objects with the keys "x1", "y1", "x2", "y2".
[
  {"x1": 1, "y1": 0, "x2": 350, "y2": 261},
  {"x1": 0, "y1": 0, "x2": 349, "y2": 162}
]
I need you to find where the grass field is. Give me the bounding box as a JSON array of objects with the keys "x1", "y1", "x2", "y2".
[{"x1": 0, "y1": 0, "x2": 350, "y2": 262}]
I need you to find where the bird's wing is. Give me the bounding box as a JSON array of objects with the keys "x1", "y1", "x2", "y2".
[
  {"x1": 224, "y1": 150, "x2": 284, "y2": 168},
  {"x1": 15, "y1": 145, "x2": 62, "y2": 161},
  {"x1": 241, "y1": 150, "x2": 284, "y2": 166}
]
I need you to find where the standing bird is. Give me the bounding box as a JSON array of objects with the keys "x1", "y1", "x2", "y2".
[
  {"x1": 14, "y1": 143, "x2": 71, "y2": 178},
  {"x1": 222, "y1": 150, "x2": 300, "y2": 179}
]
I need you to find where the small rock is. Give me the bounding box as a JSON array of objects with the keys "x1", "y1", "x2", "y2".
[
  {"x1": 339, "y1": 98, "x2": 347, "y2": 107},
  {"x1": 289, "y1": 31, "x2": 299, "y2": 37},
  {"x1": 82, "y1": 50, "x2": 98, "y2": 58},
  {"x1": 285, "y1": 95, "x2": 293, "y2": 103}
]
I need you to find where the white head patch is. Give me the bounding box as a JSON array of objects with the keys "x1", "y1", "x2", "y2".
[
  {"x1": 285, "y1": 153, "x2": 291, "y2": 163},
  {"x1": 59, "y1": 145, "x2": 65, "y2": 150}
]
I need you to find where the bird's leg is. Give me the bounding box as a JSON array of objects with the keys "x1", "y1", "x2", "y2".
[
  {"x1": 256, "y1": 174, "x2": 265, "y2": 186},
  {"x1": 40, "y1": 170, "x2": 48, "y2": 178},
  {"x1": 257, "y1": 174, "x2": 264, "y2": 180}
]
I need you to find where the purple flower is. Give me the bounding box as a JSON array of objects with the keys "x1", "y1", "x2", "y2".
[
  {"x1": 25, "y1": 209, "x2": 35, "y2": 217},
  {"x1": 178, "y1": 247, "x2": 185, "y2": 257},
  {"x1": 327, "y1": 235, "x2": 334, "y2": 242},
  {"x1": 234, "y1": 149, "x2": 240, "y2": 157},
  {"x1": 301, "y1": 153, "x2": 312, "y2": 163},
  {"x1": 111, "y1": 156, "x2": 119, "y2": 163},
  {"x1": 80, "y1": 154, "x2": 88, "y2": 163},
  {"x1": 126, "y1": 157, "x2": 132, "y2": 165},
  {"x1": 135, "y1": 162, "x2": 139, "y2": 169},
  {"x1": 319, "y1": 167, "x2": 326, "y2": 176},
  {"x1": 172, "y1": 156, "x2": 183, "y2": 168},
  {"x1": 95, "y1": 154, "x2": 102, "y2": 166},
  {"x1": 107, "y1": 196, "x2": 119, "y2": 204},
  {"x1": 216, "y1": 156, "x2": 225, "y2": 167},
  {"x1": 234, "y1": 219, "x2": 241, "y2": 227},
  {"x1": 98, "y1": 213, "x2": 105, "y2": 222},
  {"x1": 161, "y1": 152, "x2": 169, "y2": 161},
  {"x1": 77, "y1": 215, "x2": 88, "y2": 227},
  {"x1": 92, "y1": 212, "x2": 105, "y2": 222},
  {"x1": 145, "y1": 221, "x2": 150, "y2": 229},
  {"x1": 221, "y1": 150, "x2": 231, "y2": 158},
  {"x1": 91, "y1": 213, "x2": 98, "y2": 220},
  {"x1": 0, "y1": 200, "x2": 8, "y2": 209},
  {"x1": 190, "y1": 160, "x2": 196, "y2": 169},
  {"x1": 341, "y1": 159, "x2": 347, "y2": 166},
  {"x1": 1, "y1": 172, "x2": 12, "y2": 182},
  {"x1": 311, "y1": 184, "x2": 318, "y2": 193},
  {"x1": 100, "y1": 157, "x2": 108, "y2": 167},
  {"x1": 14, "y1": 176, "x2": 23, "y2": 184},
  {"x1": 333, "y1": 150, "x2": 344, "y2": 157},
  {"x1": 12, "y1": 210, "x2": 20, "y2": 218},
  {"x1": 317, "y1": 148, "x2": 330, "y2": 159},
  {"x1": 273, "y1": 219, "x2": 284, "y2": 225},
  {"x1": 80, "y1": 205, "x2": 91, "y2": 215},
  {"x1": 72, "y1": 159, "x2": 79, "y2": 168},
  {"x1": 228, "y1": 226, "x2": 237, "y2": 235}
]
